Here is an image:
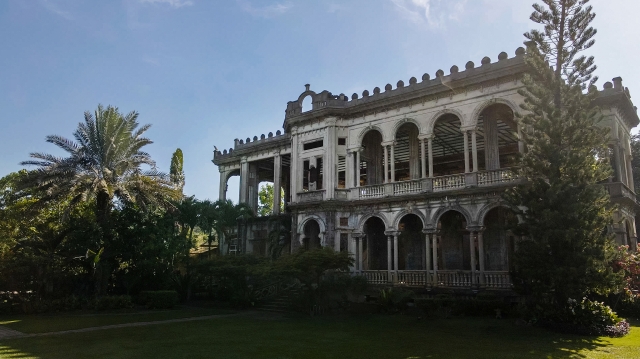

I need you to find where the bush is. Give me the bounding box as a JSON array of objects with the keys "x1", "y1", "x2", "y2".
[
  {"x1": 541, "y1": 298, "x2": 630, "y2": 337},
  {"x1": 91, "y1": 295, "x2": 133, "y2": 311},
  {"x1": 414, "y1": 294, "x2": 512, "y2": 318},
  {"x1": 138, "y1": 290, "x2": 179, "y2": 309}
]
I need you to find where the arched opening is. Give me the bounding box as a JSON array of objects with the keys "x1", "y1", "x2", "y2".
[
  {"x1": 398, "y1": 214, "x2": 424, "y2": 270},
  {"x1": 476, "y1": 104, "x2": 518, "y2": 170},
  {"x1": 225, "y1": 173, "x2": 240, "y2": 204},
  {"x1": 302, "y1": 219, "x2": 321, "y2": 250},
  {"x1": 432, "y1": 114, "x2": 465, "y2": 176},
  {"x1": 361, "y1": 130, "x2": 384, "y2": 186},
  {"x1": 394, "y1": 123, "x2": 421, "y2": 181},
  {"x1": 256, "y1": 181, "x2": 284, "y2": 216},
  {"x1": 482, "y1": 207, "x2": 517, "y2": 271},
  {"x1": 301, "y1": 95, "x2": 313, "y2": 113},
  {"x1": 437, "y1": 210, "x2": 469, "y2": 270},
  {"x1": 363, "y1": 216, "x2": 387, "y2": 270}
]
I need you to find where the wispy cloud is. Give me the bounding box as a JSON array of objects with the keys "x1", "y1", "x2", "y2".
[
  {"x1": 237, "y1": 0, "x2": 292, "y2": 19},
  {"x1": 139, "y1": 0, "x2": 194, "y2": 8},
  {"x1": 390, "y1": 0, "x2": 466, "y2": 28},
  {"x1": 40, "y1": 0, "x2": 73, "y2": 20}
]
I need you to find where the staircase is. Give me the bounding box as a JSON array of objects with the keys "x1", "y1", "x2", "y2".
[{"x1": 255, "y1": 286, "x2": 300, "y2": 313}]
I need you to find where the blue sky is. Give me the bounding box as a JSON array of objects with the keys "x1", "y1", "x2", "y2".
[{"x1": 1, "y1": 0, "x2": 639, "y2": 203}]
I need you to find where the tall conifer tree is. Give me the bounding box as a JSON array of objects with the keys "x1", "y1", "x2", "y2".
[
  {"x1": 170, "y1": 148, "x2": 185, "y2": 194},
  {"x1": 507, "y1": 0, "x2": 620, "y2": 305}
]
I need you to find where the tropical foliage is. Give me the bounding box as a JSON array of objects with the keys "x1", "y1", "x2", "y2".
[{"x1": 505, "y1": 0, "x2": 627, "y2": 334}]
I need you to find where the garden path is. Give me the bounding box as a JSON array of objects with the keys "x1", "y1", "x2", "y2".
[{"x1": 0, "y1": 311, "x2": 267, "y2": 340}]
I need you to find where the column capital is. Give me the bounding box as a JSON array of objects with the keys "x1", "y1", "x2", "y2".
[
  {"x1": 418, "y1": 134, "x2": 434, "y2": 141},
  {"x1": 384, "y1": 230, "x2": 399, "y2": 236},
  {"x1": 422, "y1": 227, "x2": 438, "y2": 234},
  {"x1": 352, "y1": 232, "x2": 363, "y2": 238},
  {"x1": 348, "y1": 146, "x2": 364, "y2": 153},
  {"x1": 381, "y1": 140, "x2": 396, "y2": 147},
  {"x1": 240, "y1": 156, "x2": 248, "y2": 163},
  {"x1": 466, "y1": 225, "x2": 485, "y2": 233},
  {"x1": 461, "y1": 125, "x2": 477, "y2": 133}
]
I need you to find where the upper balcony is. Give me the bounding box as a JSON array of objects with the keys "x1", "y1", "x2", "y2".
[{"x1": 297, "y1": 168, "x2": 519, "y2": 203}]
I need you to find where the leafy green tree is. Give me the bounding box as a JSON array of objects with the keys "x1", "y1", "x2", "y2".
[
  {"x1": 212, "y1": 199, "x2": 253, "y2": 254},
  {"x1": 170, "y1": 148, "x2": 185, "y2": 194},
  {"x1": 506, "y1": 0, "x2": 621, "y2": 306},
  {"x1": 257, "y1": 183, "x2": 284, "y2": 216},
  {"x1": 20, "y1": 104, "x2": 179, "y2": 294},
  {"x1": 0, "y1": 171, "x2": 99, "y2": 297},
  {"x1": 197, "y1": 199, "x2": 218, "y2": 258}
]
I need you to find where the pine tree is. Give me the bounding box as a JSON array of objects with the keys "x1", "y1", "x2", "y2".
[
  {"x1": 170, "y1": 148, "x2": 185, "y2": 193},
  {"x1": 507, "y1": 0, "x2": 621, "y2": 306}
]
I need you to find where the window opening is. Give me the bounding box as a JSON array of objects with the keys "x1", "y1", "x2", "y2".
[{"x1": 303, "y1": 140, "x2": 323, "y2": 151}]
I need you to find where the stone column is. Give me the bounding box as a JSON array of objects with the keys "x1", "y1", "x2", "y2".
[
  {"x1": 325, "y1": 118, "x2": 337, "y2": 199},
  {"x1": 620, "y1": 146, "x2": 629, "y2": 186},
  {"x1": 348, "y1": 233, "x2": 357, "y2": 272},
  {"x1": 468, "y1": 229, "x2": 477, "y2": 286},
  {"x1": 613, "y1": 142, "x2": 623, "y2": 182},
  {"x1": 358, "y1": 234, "x2": 364, "y2": 271},
  {"x1": 390, "y1": 142, "x2": 396, "y2": 182},
  {"x1": 420, "y1": 138, "x2": 427, "y2": 178},
  {"x1": 356, "y1": 149, "x2": 362, "y2": 187},
  {"x1": 471, "y1": 130, "x2": 478, "y2": 173},
  {"x1": 423, "y1": 230, "x2": 434, "y2": 285},
  {"x1": 346, "y1": 150, "x2": 354, "y2": 188},
  {"x1": 477, "y1": 228, "x2": 486, "y2": 285},
  {"x1": 218, "y1": 170, "x2": 227, "y2": 201},
  {"x1": 428, "y1": 136, "x2": 434, "y2": 178},
  {"x1": 290, "y1": 128, "x2": 299, "y2": 202},
  {"x1": 387, "y1": 234, "x2": 393, "y2": 280},
  {"x1": 393, "y1": 232, "x2": 399, "y2": 271},
  {"x1": 463, "y1": 130, "x2": 470, "y2": 173},
  {"x1": 432, "y1": 232, "x2": 438, "y2": 285},
  {"x1": 383, "y1": 144, "x2": 389, "y2": 183},
  {"x1": 239, "y1": 157, "x2": 249, "y2": 204},
  {"x1": 273, "y1": 153, "x2": 281, "y2": 215}
]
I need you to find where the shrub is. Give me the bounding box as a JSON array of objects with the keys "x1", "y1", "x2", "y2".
[
  {"x1": 414, "y1": 295, "x2": 512, "y2": 318},
  {"x1": 91, "y1": 295, "x2": 133, "y2": 311},
  {"x1": 541, "y1": 298, "x2": 630, "y2": 337},
  {"x1": 138, "y1": 290, "x2": 179, "y2": 309}
]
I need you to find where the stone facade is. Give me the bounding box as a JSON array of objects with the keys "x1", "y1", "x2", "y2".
[{"x1": 212, "y1": 47, "x2": 639, "y2": 290}]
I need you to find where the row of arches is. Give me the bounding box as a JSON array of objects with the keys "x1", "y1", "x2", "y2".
[
  {"x1": 359, "y1": 103, "x2": 518, "y2": 185},
  {"x1": 301, "y1": 207, "x2": 516, "y2": 272}
]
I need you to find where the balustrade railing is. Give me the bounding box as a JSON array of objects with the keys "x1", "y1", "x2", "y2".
[
  {"x1": 360, "y1": 270, "x2": 389, "y2": 284},
  {"x1": 358, "y1": 269, "x2": 511, "y2": 289},
  {"x1": 436, "y1": 270, "x2": 472, "y2": 287},
  {"x1": 478, "y1": 168, "x2": 518, "y2": 186},
  {"x1": 393, "y1": 179, "x2": 423, "y2": 195},
  {"x1": 433, "y1": 174, "x2": 465, "y2": 192},
  {"x1": 483, "y1": 271, "x2": 511, "y2": 288},
  {"x1": 396, "y1": 271, "x2": 427, "y2": 286},
  {"x1": 359, "y1": 184, "x2": 385, "y2": 199}
]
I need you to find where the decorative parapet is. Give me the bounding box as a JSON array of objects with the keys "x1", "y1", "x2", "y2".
[
  {"x1": 283, "y1": 47, "x2": 528, "y2": 129},
  {"x1": 596, "y1": 77, "x2": 639, "y2": 129},
  {"x1": 212, "y1": 130, "x2": 290, "y2": 164}
]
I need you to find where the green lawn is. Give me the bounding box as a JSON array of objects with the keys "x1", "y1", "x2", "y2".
[
  {"x1": 0, "y1": 306, "x2": 234, "y2": 334},
  {"x1": 0, "y1": 311, "x2": 639, "y2": 359}
]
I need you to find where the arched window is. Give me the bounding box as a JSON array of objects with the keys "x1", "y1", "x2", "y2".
[{"x1": 301, "y1": 95, "x2": 313, "y2": 113}]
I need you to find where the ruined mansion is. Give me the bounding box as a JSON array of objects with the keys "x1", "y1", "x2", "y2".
[{"x1": 212, "y1": 46, "x2": 638, "y2": 290}]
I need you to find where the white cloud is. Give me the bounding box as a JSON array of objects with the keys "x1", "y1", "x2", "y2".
[
  {"x1": 237, "y1": 0, "x2": 292, "y2": 18},
  {"x1": 390, "y1": 0, "x2": 466, "y2": 28},
  {"x1": 40, "y1": 0, "x2": 73, "y2": 20},
  {"x1": 139, "y1": 0, "x2": 194, "y2": 8}
]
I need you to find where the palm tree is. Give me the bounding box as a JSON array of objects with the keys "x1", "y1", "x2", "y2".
[
  {"x1": 212, "y1": 199, "x2": 253, "y2": 254},
  {"x1": 21, "y1": 104, "x2": 179, "y2": 293}
]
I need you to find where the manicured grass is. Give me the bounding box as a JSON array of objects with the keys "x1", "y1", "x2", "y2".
[
  {"x1": 0, "y1": 306, "x2": 234, "y2": 334},
  {"x1": 0, "y1": 313, "x2": 638, "y2": 359}
]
